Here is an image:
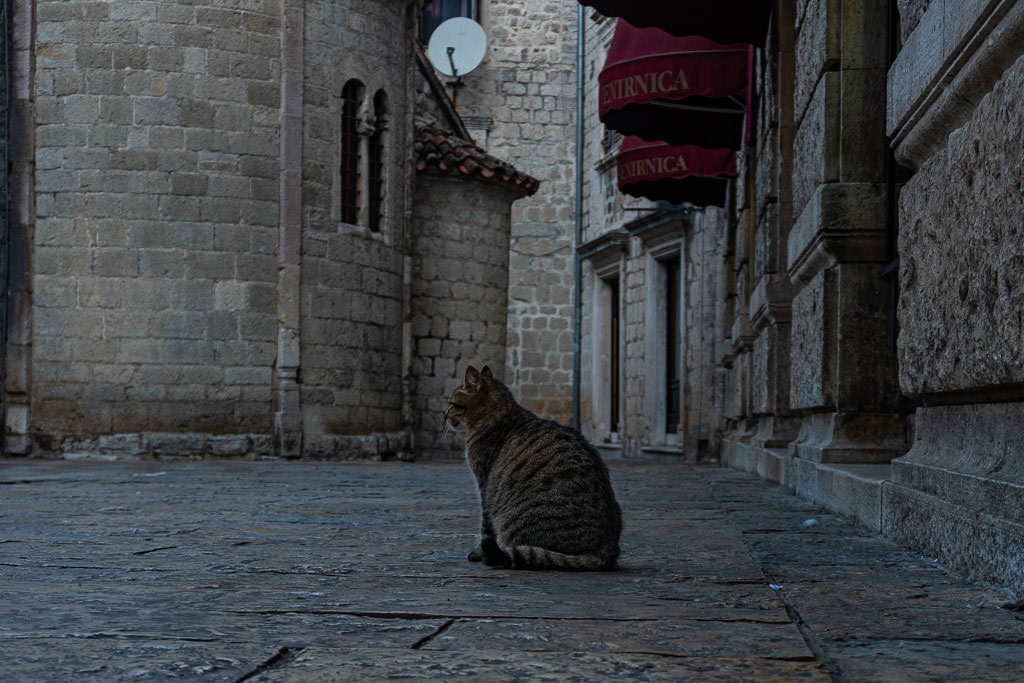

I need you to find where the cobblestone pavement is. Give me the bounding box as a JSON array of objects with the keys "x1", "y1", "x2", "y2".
[{"x1": 2, "y1": 458, "x2": 1022, "y2": 682}]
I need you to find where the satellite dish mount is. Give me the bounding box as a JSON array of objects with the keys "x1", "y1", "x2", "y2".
[{"x1": 427, "y1": 17, "x2": 487, "y2": 109}]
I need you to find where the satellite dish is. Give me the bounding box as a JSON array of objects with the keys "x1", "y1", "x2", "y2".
[{"x1": 427, "y1": 17, "x2": 487, "y2": 78}]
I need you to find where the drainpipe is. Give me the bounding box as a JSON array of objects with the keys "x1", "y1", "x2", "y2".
[
  {"x1": 572, "y1": 4, "x2": 585, "y2": 431},
  {"x1": 0, "y1": 0, "x2": 10, "y2": 439}
]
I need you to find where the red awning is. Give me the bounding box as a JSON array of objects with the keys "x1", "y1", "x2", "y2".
[
  {"x1": 599, "y1": 20, "x2": 750, "y2": 149},
  {"x1": 617, "y1": 136, "x2": 736, "y2": 207},
  {"x1": 579, "y1": 0, "x2": 772, "y2": 46}
]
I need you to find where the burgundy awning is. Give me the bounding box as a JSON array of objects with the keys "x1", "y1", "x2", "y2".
[
  {"x1": 579, "y1": 0, "x2": 772, "y2": 46},
  {"x1": 616, "y1": 136, "x2": 736, "y2": 207},
  {"x1": 599, "y1": 20, "x2": 750, "y2": 149}
]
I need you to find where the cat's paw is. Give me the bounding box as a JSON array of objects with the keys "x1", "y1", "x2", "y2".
[
  {"x1": 468, "y1": 542, "x2": 511, "y2": 567},
  {"x1": 481, "y1": 548, "x2": 512, "y2": 568}
]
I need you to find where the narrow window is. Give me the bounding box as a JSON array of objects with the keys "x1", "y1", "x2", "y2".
[
  {"x1": 368, "y1": 90, "x2": 388, "y2": 233},
  {"x1": 608, "y1": 276, "x2": 621, "y2": 435},
  {"x1": 422, "y1": 0, "x2": 480, "y2": 43},
  {"x1": 341, "y1": 79, "x2": 364, "y2": 225},
  {"x1": 665, "y1": 258, "x2": 681, "y2": 434}
]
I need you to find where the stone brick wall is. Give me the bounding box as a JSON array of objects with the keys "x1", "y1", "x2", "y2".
[
  {"x1": 299, "y1": 0, "x2": 412, "y2": 448},
  {"x1": 449, "y1": 0, "x2": 580, "y2": 424},
  {"x1": 897, "y1": 60, "x2": 1024, "y2": 396},
  {"x1": 30, "y1": 0, "x2": 282, "y2": 450},
  {"x1": 409, "y1": 174, "x2": 516, "y2": 459}
]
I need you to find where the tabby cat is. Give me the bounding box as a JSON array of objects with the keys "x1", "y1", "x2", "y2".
[{"x1": 445, "y1": 365, "x2": 622, "y2": 571}]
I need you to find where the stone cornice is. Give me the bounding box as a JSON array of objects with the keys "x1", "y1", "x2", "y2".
[
  {"x1": 888, "y1": 0, "x2": 1024, "y2": 168},
  {"x1": 787, "y1": 183, "x2": 889, "y2": 285},
  {"x1": 749, "y1": 274, "x2": 797, "y2": 331},
  {"x1": 577, "y1": 229, "x2": 629, "y2": 278}
]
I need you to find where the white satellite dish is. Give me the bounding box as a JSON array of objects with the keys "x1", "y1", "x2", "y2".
[{"x1": 427, "y1": 17, "x2": 487, "y2": 78}]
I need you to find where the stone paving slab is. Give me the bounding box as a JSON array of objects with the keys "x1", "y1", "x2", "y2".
[{"x1": 1, "y1": 458, "x2": 1022, "y2": 681}]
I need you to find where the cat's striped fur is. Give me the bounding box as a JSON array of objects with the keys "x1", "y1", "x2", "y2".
[{"x1": 445, "y1": 365, "x2": 622, "y2": 571}]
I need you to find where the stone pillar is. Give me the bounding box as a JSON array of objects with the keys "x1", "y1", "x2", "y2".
[
  {"x1": 785, "y1": 0, "x2": 904, "y2": 485},
  {"x1": 733, "y1": 0, "x2": 801, "y2": 482},
  {"x1": 4, "y1": 0, "x2": 34, "y2": 455},
  {"x1": 681, "y1": 212, "x2": 722, "y2": 460},
  {"x1": 275, "y1": 0, "x2": 304, "y2": 457}
]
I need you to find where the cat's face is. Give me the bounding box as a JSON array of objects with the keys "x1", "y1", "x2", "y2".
[{"x1": 444, "y1": 365, "x2": 494, "y2": 429}]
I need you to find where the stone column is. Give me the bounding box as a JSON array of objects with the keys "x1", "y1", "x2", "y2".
[
  {"x1": 4, "y1": 0, "x2": 34, "y2": 455},
  {"x1": 737, "y1": 0, "x2": 801, "y2": 482},
  {"x1": 785, "y1": 0, "x2": 904, "y2": 481},
  {"x1": 274, "y1": 0, "x2": 304, "y2": 456}
]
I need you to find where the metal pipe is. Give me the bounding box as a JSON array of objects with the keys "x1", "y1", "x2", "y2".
[
  {"x1": 572, "y1": 4, "x2": 585, "y2": 431},
  {"x1": 0, "y1": 0, "x2": 11, "y2": 439},
  {"x1": 695, "y1": 211, "x2": 705, "y2": 462}
]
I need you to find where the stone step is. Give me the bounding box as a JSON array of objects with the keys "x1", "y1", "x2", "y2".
[{"x1": 793, "y1": 461, "x2": 893, "y2": 532}]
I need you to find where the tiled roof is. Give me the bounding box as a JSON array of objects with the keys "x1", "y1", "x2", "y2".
[{"x1": 414, "y1": 118, "x2": 540, "y2": 197}]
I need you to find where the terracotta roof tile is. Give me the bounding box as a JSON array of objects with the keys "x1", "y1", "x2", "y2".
[{"x1": 414, "y1": 118, "x2": 540, "y2": 197}]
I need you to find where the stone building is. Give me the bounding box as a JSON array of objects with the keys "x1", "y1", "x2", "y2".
[
  {"x1": 1, "y1": 0, "x2": 536, "y2": 458},
  {"x1": 444, "y1": 1, "x2": 581, "y2": 424},
  {"x1": 578, "y1": 0, "x2": 1024, "y2": 593}
]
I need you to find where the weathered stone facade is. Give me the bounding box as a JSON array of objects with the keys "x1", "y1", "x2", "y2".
[
  {"x1": 884, "y1": 0, "x2": 1024, "y2": 593},
  {"x1": 451, "y1": 1, "x2": 580, "y2": 424},
  {"x1": 577, "y1": 0, "x2": 1024, "y2": 594},
  {"x1": 3, "y1": 0, "x2": 536, "y2": 459},
  {"x1": 576, "y1": 14, "x2": 725, "y2": 460},
  {"x1": 409, "y1": 119, "x2": 537, "y2": 458},
  {"x1": 26, "y1": 0, "x2": 285, "y2": 452}
]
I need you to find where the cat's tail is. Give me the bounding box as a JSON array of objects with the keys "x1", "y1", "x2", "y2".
[{"x1": 510, "y1": 545, "x2": 617, "y2": 571}]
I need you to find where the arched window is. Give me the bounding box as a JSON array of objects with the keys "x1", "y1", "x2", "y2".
[
  {"x1": 340, "y1": 79, "x2": 364, "y2": 226},
  {"x1": 368, "y1": 90, "x2": 388, "y2": 233}
]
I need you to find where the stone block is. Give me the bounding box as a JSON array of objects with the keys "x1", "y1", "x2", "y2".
[
  {"x1": 148, "y1": 432, "x2": 206, "y2": 457},
  {"x1": 132, "y1": 96, "x2": 180, "y2": 126},
  {"x1": 794, "y1": 0, "x2": 839, "y2": 119},
  {"x1": 125, "y1": 278, "x2": 172, "y2": 310},
  {"x1": 790, "y1": 262, "x2": 899, "y2": 413},
  {"x1": 171, "y1": 172, "x2": 209, "y2": 196},
  {"x1": 34, "y1": 275, "x2": 77, "y2": 308},
  {"x1": 891, "y1": 403, "x2": 1024, "y2": 525},
  {"x1": 792, "y1": 460, "x2": 891, "y2": 531},
  {"x1": 792, "y1": 72, "x2": 839, "y2": 217},
  {"x1": 152, "y1": 310, "x2": 206, "y2": 340},
  {"x1": 790, "y1": 270, "x2": 832, "y2": 410},
  {"x1": 206, "y1": 435, "x2": 252, "y2": 457},
  {"x1": 196, "y1": 7, "x2": 242, "y2": 29},
  {"x1": 897, "y1": 55, "x2": 1024, "y2": 396},
  {"x1": 788, "y1": 182, "x2": 888, "y2": 283},
  {"x1": 790, "y1": 412, "x2": 906, "y2": 464},
  {"x1": 889, "y1": 2, "x2": 1024, "y2": 166}
]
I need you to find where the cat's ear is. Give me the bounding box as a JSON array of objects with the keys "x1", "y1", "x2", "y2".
[
  {"x1": 481, "y1": 366, "x2": 493, "y2": 381},
  {"x1": 465, "y1": 365, "x2": 480, "y2": 386}
]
